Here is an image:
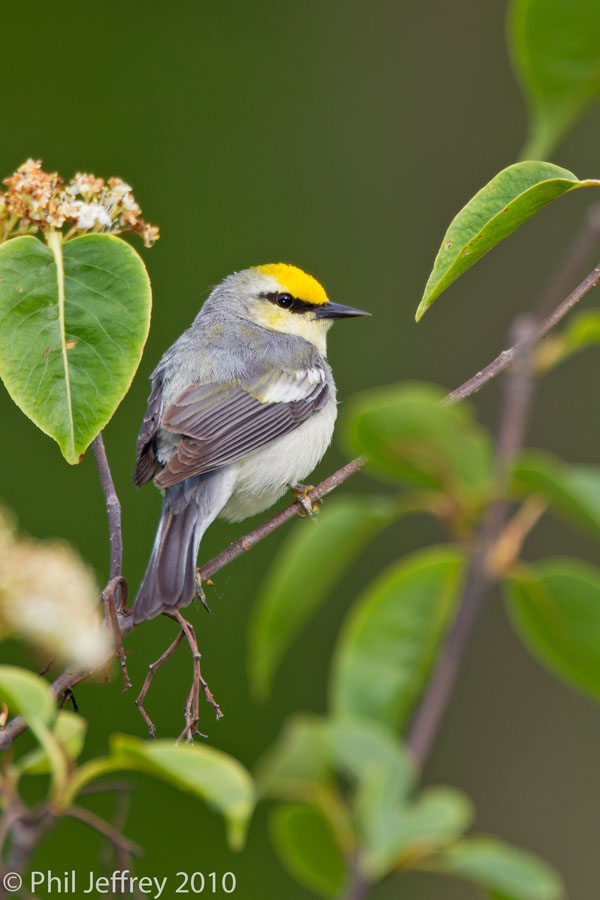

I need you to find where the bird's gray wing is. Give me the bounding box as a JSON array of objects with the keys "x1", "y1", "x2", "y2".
[
  {"x1": 133, "y1": 375, "x2": 164, "y2": 487},
  {"x1": 154, "y1": 366, "x2": 330, "y2": 488}
]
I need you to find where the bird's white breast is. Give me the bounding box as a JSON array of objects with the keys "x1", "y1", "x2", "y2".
[{"x1": 219, "y1": 397, "x2": 338, "y2": 522}]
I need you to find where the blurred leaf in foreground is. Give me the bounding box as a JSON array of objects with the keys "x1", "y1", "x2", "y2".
[
  {"x1": 330, "y1": 546, "x2": 464, "y2": 730},
  {"x1": 109, "y1": 736, "x2": 255, "y2": 849},
  {"x1": 436, "y1": 836, "x2": 564, "y2": 900},
  {"x1": 248, "y1": 495, "x2": 398, "y2": 700},
  {"x1": 344, "y1": 383, "x2": 491, "y2": 506},
  {"x1": 269, "y1": 804, "x2": 347, "y2": 898},
  {"x1": 513, "y1": 450, "x2": 600, "y2": 540},
  {"x1": 506, "y1": 559, "x2": 600, "y2": 703},
  {"x1": 509, "y1": 0, "x2": 600, "y2": 159}
]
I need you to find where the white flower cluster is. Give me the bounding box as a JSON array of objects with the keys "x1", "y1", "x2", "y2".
[
  {"x1": 0, "y1": 510, "x2": 112, "y2": 671},
  {"x1": 0, "y1": 159, "x2": 159, "y2": 247}
]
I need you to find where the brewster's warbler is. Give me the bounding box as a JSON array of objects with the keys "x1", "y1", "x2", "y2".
[{"x1": 133, "y1": 263, "x2": 370, "y2": 624}]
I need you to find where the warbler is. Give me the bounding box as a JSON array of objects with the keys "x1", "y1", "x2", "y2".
[{"x1": 132, "y1": 263, "x2": 370, "y2": 624}]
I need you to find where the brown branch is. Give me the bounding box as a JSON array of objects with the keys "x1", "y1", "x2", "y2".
[
  {"x1": 408, "y1": 319, "x2": 537, "y2": 767},
  {"x1": 198, "y1": 456, "x2": 367, "y2": 580},
  {"x1": 92, "y1": 433, "x2": 123, "y2": 590},
  {"x1": 446, "y1": 259, "x2": 600, "y2": 403},
  {"x1": 0, "y1": 455, "x2": 367, "y2": 751},
  {"x1": 66, "y1": 805, "x2": 142, "y2": 857}
]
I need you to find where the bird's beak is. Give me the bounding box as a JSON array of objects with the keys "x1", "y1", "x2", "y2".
[{"x1": 314, "y1": 301, "x2": 372, "y2": 319}]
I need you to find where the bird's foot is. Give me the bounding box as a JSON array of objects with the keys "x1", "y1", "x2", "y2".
[
  {"x1": 195, "y1": 572, "x2": 211, "y2": 613},
  {"x1": 288, "y1": 482, "x2": 321, "y2": 517}
]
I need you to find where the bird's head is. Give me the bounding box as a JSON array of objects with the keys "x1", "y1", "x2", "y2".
[{"x1": 212, "y1": 263, "x2": 370, "y2": 354}]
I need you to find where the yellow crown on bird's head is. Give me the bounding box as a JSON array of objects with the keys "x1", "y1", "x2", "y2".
[{"x1": 256, "y1": 263, "x2": 330, "y2": 306}]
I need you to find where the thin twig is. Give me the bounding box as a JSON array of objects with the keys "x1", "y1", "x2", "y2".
[
  {"x1": 92, "y1": 433, "x2": 123, "y2": 592},
  {"x1": 93, "y1": 433, "x2": 131, "y2": 692},
  {"x1": 66, "y1": 805, "x2": 142, "y2": 857},
  {"x1": 343, "y1": 858, "x2": 371, "y2": 900},
  {"x1": 102, "y1": 576, "x2": 131, "y2": 692},
  {"x1": 408, "y1": 318, "x2": 537, "y2": 767},
  {"x1": 0, "y1": 235, "x2": 596, "y2": 752},
  {"x1": 536, "y1": 200, "x2": 600, "y2": 320},
  {"x1": 0, "y1": 457, "x2": 365, "y2": 751},
  {"x1": 97, "y1": 790, "x2": 134, "y2": 871},
  {"x1": 198, "y1": 456, "x2": 367, "y2": 580},
  {"x1": 446, "y1": 259, "x2": 600, "y2": 403}
]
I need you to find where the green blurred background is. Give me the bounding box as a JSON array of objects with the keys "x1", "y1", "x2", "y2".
[{"x1": 1, "y1": 1, "x2": 599, "y2": 897}]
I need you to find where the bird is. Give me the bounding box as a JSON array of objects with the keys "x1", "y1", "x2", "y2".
[{"x1": 132, "y1": 263, "x2": 370, "y2": 624}]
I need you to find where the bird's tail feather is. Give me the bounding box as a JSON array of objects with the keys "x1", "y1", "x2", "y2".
[{"x1": 133, "y1": 473, "x2": 230, "y2": 624}]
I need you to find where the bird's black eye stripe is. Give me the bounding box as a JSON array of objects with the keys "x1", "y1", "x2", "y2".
[{"x1": 259, "y1": 291, "x2": 317, "y2": 314}]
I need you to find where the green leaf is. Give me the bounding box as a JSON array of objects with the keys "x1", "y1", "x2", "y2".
[
  {"x1": 506, "y1": 559, "x2": 600, "y2": 702},
  {"x1": 0, "y1": 233, "x2": 151, "y2": 464},
  {"x1": 437, "y1": 836, "x2": 564, "y2": 900},
  {"x1": 325, "y1": 717, "x2": 415, "y2": 800},
  {"x1": 110, "y1": 736, "x2": 255, "y2": 849},
  {"x1": 15, "y1": 711, "x2": 87, "y2": 776},
  {"x1": 0, "y1": 664, "x2": 56, "y2": 728},
  {"x1": 269, "y1": 804, "x2": 347, "y2": 898},
  {"x1": 344, "y1": 383, "x2": 491, "y2": 501},
  {"x1": 0, "y1": 665, "x2": 67, "y2": 796},
  {"x1": 248, "y1": 495, "x2": 398, "y2": 700},
  {"x1": 356, "y1": 780, "x2": 473, "y2": 878},
  {"x1": 330, "y1": 547, "x2": 464, "y2": 730},
  {"x1": 255, "y1": 714, "x2": 331, "y2": 801},
  {"x1": 416, "y1": 162, "x2": 599, "y2": 320},
  {"x1": 509, "y1": 0, "x2": 600, "y2": 159},
  {"x1": 536, "y1": 310, "x2": 600, "y2": 373},
  {"x1": 513, "y1": 451, "x2": 600, "y2": 540}
]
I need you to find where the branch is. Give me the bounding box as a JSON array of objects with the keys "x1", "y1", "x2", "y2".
[
  {"x1": 66, "y1": 805, "x2": 142, "y2": 857},
  {"x1": 408, "y1": 319, "x2": 537, "y2": 767},
  {"x1": 0, "y1": 455, "x2": 366, "y2": 750},
  {"x1": 92, "y1": 433, "x2": 123, "y2": 593},
  {"x1": 3, "y1": 242, "x2": 597, "y2": 752},
  {"x1": 198, "y1": 456, "x2": 366, "y2": 580},
  {"x1": 446, "y1": 258, "x2": 600, "y2": 403}
]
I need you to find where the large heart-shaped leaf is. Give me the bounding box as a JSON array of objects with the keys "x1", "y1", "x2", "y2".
[
  {"x1": 0, "y1": 233, "x2": 151, "y2": 463},
  {"x1": 509, "y1": 0, "x2": 600, "y2": 159},
  {"x1": 416, "y1": 162, "x2": 599, "y2": 320}
]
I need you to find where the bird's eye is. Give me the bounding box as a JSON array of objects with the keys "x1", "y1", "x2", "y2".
[{"x1": 276, "y1": 293, "x2": 295, "y2": 309}]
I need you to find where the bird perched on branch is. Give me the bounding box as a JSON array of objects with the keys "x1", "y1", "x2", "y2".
[{"x1": 132, "y1": 263, "x2": 370, "y2": 624}]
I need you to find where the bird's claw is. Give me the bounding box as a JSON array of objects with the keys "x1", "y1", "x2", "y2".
[
  {"x1": 195, "y1": 573, "x2": 211, "y2": 613},
  {"x1": 288, "y1": 482, "x2": 321, "y2": 517}
]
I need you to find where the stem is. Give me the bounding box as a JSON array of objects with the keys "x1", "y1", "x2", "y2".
[
  {"x1": 66, "y1": 805, "x2": 142, "y2": 856},
  {"x1": 46, "y1": 229, "x2": 76, "y2": 461},
  {"x1": 198, "y1": 456, "x2": 366, "y2": 580},
  {"x1": 92, "y1": 433, "x2": 123, "y2": 592},
  {"x1": 0, "y1": 456, "x2": 366, "y2": 751},
  {"x1": 408, "y1": 319, "x2": 536, "y2": 767}
]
